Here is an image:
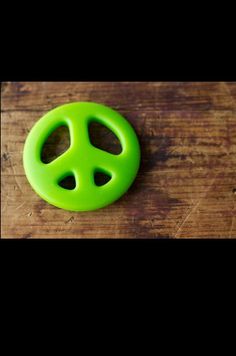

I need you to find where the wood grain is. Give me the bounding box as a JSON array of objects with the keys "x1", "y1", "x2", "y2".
[{"x1": 1, "y1": 82, "x2": 236, "y2": 238}]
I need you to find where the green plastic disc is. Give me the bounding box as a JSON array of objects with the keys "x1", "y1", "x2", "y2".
[{"x1": 23, "y1": 102, "x2": 141, "y2": 211}]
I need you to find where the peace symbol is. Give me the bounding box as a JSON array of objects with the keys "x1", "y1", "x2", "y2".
[{"x1": 23, "y1": 102, "x2": 141, "y2": 211}]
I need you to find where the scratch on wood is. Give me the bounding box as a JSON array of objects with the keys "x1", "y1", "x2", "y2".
[
  {"x1": 229, "y1": 201, "x2": 235, "y2": 238},
  {"x1": 174, "y1": 199, "x2": 202, "y2": 238},
  {"x1": 9, "y1": 159, "x2": 23, "y2": 194},
  {"x1": 222, "y1": 82, "x2": 235, "y2": 108},
  {"x1": 20, "y1": 233, "x2": 32, "y2": 239},
  {"x1": 174, "y1": 175, "x2": 218, "y2": 238},
  {"x1": 229, "y1": 217, "x2": 235, "y2": 238},
  {"x1": 16, "y1": 202, "x2": 26, "y2": 210},
  {"x1": 65, "y1": 216, "x2": 74, "y2": 224}
]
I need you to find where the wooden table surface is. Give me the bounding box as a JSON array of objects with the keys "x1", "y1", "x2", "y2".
[{"x1": 1, "y1": 82, "x2": 236, "y2": 238}]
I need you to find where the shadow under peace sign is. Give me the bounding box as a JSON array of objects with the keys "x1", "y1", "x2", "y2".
[{"x1": 23, "y1": 102, "x2": 141, "y2": 211}]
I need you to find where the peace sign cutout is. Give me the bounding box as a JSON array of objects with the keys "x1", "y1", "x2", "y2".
[{"x1": 23, "y1": 102, "x2": 141, "y2": 211}]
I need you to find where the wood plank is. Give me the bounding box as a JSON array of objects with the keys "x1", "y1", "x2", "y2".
[{"x1": 1, "y1": 82, "x2": 236, "y2": 238}]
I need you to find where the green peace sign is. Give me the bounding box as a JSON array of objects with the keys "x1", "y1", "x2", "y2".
[{"x1": 23, "y1": 102, "x2": 141, "y2": 211}]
